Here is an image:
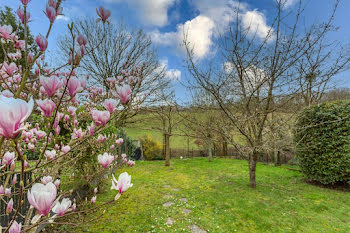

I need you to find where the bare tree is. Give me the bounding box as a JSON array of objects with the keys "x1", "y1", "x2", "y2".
[
  {"x1": 296, "y1": 34, "x2": 350, "y2": 107},
  {"x1": 181, "y1": 89, "x2": 232, "y2": 162},
  {"x1": 59, "y1": 18, "x2": 170, "y2": 106},
  {"x1": 184, "y1": 0, "x2": 346, "y2": 188},
  {"x1": 141, "y1": 90, "x2": 183, "y2": 166}
]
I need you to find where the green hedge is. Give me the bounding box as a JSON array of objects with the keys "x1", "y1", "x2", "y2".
[{"x1": 294, "y1": 100, "x2": 350, "y2": 184}]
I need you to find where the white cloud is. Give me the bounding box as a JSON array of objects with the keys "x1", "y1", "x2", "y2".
[
  {"x1": 241, "y1": 10, "x2": 274, "y2": 41},
  {"x1": 104, "y1": 0, "x2": 176, "y2": 26},
  {"x1": 223, "y1": 62, "x2": 268, "y2": 94},
  {"x1": 159, "y1": 59, "x2": 181, "y2": 81},
  {"x1": 151, "y1": 15, "x2": 215, "y2": 59},
  {"x1": 151, "y1": 1, "x2": 274, "y2": 60},
  {"x1": 56, "y1": 15, "x2": 69, "y2": 21},
  {"x1": 190, "y1": 0, "x2": 247, "y2": 35},
  {"x1": 166, "y1": 69, "x2": 181, "y2": 81}
]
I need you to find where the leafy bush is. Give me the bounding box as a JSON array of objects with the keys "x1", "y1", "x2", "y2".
[
  {"x1": 140, "y1": 134, "x2": 163, "y2": 160},
  {"x1": 294, "y1": 100, "x2": 350, "y2": 184}
]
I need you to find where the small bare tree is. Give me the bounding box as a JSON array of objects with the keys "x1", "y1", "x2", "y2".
[{"x1": 181, "y1": 89, "x2": 232, "y2": 162}]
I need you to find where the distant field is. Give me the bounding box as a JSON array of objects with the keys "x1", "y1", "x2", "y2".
[
  {"x1": 123, "y1": 111, "x2": 246, "y2": 150},
  {"x1": 124, "y1": 112, "x2": 200, "y2": 150}
]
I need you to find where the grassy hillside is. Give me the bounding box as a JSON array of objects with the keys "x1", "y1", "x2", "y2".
[
  {"x1": 58, "y1": 158, "x2": 350, "y2": 233},
  {"x1": 124, "y1": 112, "x2": 200, "y2": 150},
  {"x1": 123, "y1": 111, "x2": 246, "y2": 150}
]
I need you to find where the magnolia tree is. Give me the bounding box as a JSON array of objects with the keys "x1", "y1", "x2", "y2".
[{"x1": 0, "y1": 1, "x2": 139, "y2": 232}]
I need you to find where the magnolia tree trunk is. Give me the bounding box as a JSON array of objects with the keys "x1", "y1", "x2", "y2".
[
  {"x1": 249, "y1": 151, "x2": 258, "y2": 188},
  {"x1": 165, "y1": 134, "x2": 170, "y2": 166},
  {"x1": 208, "y1": 141, "x2": 213, "y2": 162}
]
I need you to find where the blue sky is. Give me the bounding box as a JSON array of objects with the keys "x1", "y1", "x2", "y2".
[{"x1": 1, "y1": 0, "x2": 350, "y2": 101}]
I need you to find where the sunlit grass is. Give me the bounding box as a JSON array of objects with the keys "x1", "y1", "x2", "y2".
[{"x1": 58, "y1": 158, "x2": 350, "y2": 232}]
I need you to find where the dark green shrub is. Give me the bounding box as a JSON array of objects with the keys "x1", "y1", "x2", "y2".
[{"x1": 294, "y1": 100, "x2": 350, "y2": 184}]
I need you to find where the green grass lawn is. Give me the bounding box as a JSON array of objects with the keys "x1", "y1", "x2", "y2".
[{"x1": 61, "y1": 158, "x2": 350, "y2": 233}]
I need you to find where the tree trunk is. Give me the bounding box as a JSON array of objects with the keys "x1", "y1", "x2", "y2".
[
  {"x1": 222, "y1": 141, "x2": 228, "y2": 157},
  {"x1": 249, "y1": 151, "x2": 258, "y2": 188},
  {"x1": 273, "y1": 140, "x2": 280, "y2": 166},
  {"x1": 208, "y1": 141, "x2": 212, "y2": 162},
  {"x1": 165, "y1": 134, "x2": 170, "y2": 166}
]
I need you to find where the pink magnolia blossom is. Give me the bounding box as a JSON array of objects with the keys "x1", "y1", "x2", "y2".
[
  {"x1": 35, "y1": 130, "x2": 46, "y2": 139},
  {"x1": 9, "y1": 221, "x2": 21, "y2": 233},
  {"x1": 79, "y1": 76, "x2": 87, "y2": 89},
  {"x1": 5, "y1": 188, "x2": 11, "y2": 196},
  {"x1": 94, "y1": 187, "x2": 98, "y2": 194},
  {"x1": 88, "y1": 122, "x2": 95, "y2": 136},
  {"x1": 11, "y1": 175, "x2": 17, "y2": 185},
  {"x1": 27, "y1": 182, "x2": 57, "y2": 216},
  {"x1": 40, "y1": 76, "x2": 62, "y2": 97},
  {"x1": 121, "y1": 153, "x2": 127, "y2": 159},
  {"x1": 96, "y1": 6, "x2": 111, "y2": 23},
  {"x1": 1, "y1": 90, "x2": 14, "y2": 98},
  {"x1": 97, "y1": 134, "x2": 106, "y2": 143},
  {"x1": 45, "y1": 150, "x2": 56, "y2": 160},
  {"x1": 54, "y1": 125, "x2": 60, "y2": 135},
  {"x1": 45, "y1": 6, "x2": 56, "y2": 23},
  {"x1": 35, "y1": 67, "x2": 40, "y2": 76},
  {"x1": 68, "y1": 106, "x2": 77, "y2": 117},
  {"x1": 2, "y1": 62, "x2": 17, "y2": 76},
  {"x1": 77, "y1": 34, "x2": 87, "y2": 46},
  {"x1": 21, "y1": 0, "x2": 32, "y2": 5},
  {"x1": 72, "y1": 128, "x2": 85, "y2": 140},
  {"x1": 28, "y1": 143, "x2": 35, "y2": 150},
  {"x1": 116, "y1": 138, "x2": 124, "y2": 145},
  {"x1": 72, "y1": 203, "x2": 76, "y2": 211},
  {"x1": 61, "y1": 145, "x2": 71, "y2": 153},
  {"x1": 53, "y1": 112, "x2": 63, "y2": 128},
  {"x1": 2, "y1": 152, "x2": 15, "y2": 165},
  {"x1": 54, "y1": 179, "x2": 60, "y2": 188},
  {"x1": 6, "y1": 198, "x2": 13, "y2": 214},
  {"x1": 27, "y1": 52, "x2": 34, "y2": 63},
  {"x1": 35, "y1": 35, "x2": 48, "y2": 52},
  {"x1": 91, "y1": 196, "x2": 97, "y2": 204},
  {"x1": 17, "y1": 7, "x2": 30, "y2": 24},
  {"x1": 67, "y1": 77, "x2": 83, "y2": 97},
  {"x1": 104, "y1": 99, "x2": 118, "y2": 114},
  {"x1": 52, "y1": 198, "x2": 71, "y2": 216},
  {"x1": 114, "y1": 85, "x2": 131, "y2": 104},
  {"x1": 111, "y1": 172, "x2": 133, "y2": 195},
  {"x1": 98, "y1": 153, "x2": 114, "y2": 168},
  {"x1": 41, "y1": 176, "x2": 53, "y2": 185},
  {"x1": 127, "y1": 160, "x2": 135, "y2": 167},
  {"x1": 91, "y1": 110, "x2": 110, "y2": 126},
  {"x1": 10, "y1": 161, "x2": 15, "y2": 171},
  {"x1": 0, "y1": 25, "x2": 14, "y2": 40},
  {"x1": 0, "y1": 96, "x2": 33, "y2": 139},
  {"x1": 22, "y1": 130, "x2": 33, "y2": 140},
  {"x1": 36, "y1": 99, "x2": 56, "y2": 117}
]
